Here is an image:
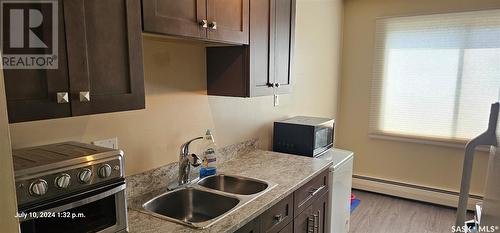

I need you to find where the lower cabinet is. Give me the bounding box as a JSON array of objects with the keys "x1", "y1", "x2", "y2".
[
  {"x1": 278, "y1": 222, "x2": 293, "y2": 233},
  {"x1": 236, "y1": 217, "x2": 261, "y2": 233},
  {"x1": 293, "y1": 192, "x2": 328, "y2": 233},
  {"x1": 261, "y1": 194, "x2": 293, "y2": 233},
  {"x1": 235, "y1": 170, "x2": 329, "y2": 233}
]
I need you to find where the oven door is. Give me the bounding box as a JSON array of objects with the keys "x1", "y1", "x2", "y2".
[{"x1": 19, "y1": 181, "x2": 127, "y2": 233}]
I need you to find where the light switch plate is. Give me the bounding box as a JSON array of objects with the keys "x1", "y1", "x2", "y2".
[
  {"x1": 92, "y1": 137, "x2": 118, "y2": 149},
  {"x1": 274, "y1": 94, "x2": 279, "y2": 106}
]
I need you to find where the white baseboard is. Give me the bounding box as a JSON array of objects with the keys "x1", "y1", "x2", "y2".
[{"x1": 352, "y1": 176, "x2": 483, "y2": 211}]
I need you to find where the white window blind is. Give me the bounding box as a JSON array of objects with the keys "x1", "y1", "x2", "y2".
[{"x1": 370, "y1": 9, "x2": 500, "y2": 143}]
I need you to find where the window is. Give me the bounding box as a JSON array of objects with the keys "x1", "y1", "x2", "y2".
[{"x1": 370, "y1": 9, "x2": 500, "y2": 144}]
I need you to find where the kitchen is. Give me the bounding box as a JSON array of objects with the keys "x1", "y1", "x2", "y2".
[{"x1": 0, "y1": 0, "x2": 499, "y2": 233}]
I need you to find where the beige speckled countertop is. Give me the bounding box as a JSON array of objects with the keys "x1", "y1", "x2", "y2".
[{"x1": 127, "y1": 150, "x2": 333, "y2": 233}]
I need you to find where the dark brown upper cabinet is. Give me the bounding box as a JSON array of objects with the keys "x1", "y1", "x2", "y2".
[
  {"x1": 206, "y1": 0, "x2": 249, "y2": 44},
  {"x1": 64, "y1": 0, "x2": 145, "y2": 116},
  {"x1": 142, "y1": 0, "x2": 207, "y2": 39},
  {"x1": 3, "y1": 0, "x2": 145, "y2": 123},
  {"x1": 271, "y1": 0, "x2": 294, "y2": 95},
  {"x1": 142, "y1": 0, "x2": 249, "y2": 45},
  {"x1": 3, "y1": 0, "x2": 72, "y2": 123},
  {"x1": 206, "y1": 0, "x2": 296, "y2": 97}
]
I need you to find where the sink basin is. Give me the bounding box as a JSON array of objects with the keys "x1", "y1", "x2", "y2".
[
  {"x1": 142, "y1": 187, "x2": 240, "y2": 227},
  {"x1": 135, "y1": 175, "x2": 276, "y2": 228},
  {"x1": 197, "y1": 174, "x2": 269, "y2": 195}
]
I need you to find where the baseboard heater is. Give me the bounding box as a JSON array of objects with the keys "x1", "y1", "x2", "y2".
[{"x1": 352, "y1": 175, "x2": 483, "y2": 211}]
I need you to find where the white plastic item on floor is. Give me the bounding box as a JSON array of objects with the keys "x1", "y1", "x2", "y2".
[
  {"x1": 317, "y1": 148, "x2": 354, "y2": 233},
  {"x1": 475, "y1": 202, "x2": 482, "y2": 224}
]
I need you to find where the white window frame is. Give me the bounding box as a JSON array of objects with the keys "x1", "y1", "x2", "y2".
[{"x1": 368, "y1": 9, "x2": 500, "y2": 150}]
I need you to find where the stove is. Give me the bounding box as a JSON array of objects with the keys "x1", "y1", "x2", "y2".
[
  {"x1": 13, "y1": 141, "x2": 128, "y2": 233},
  {"x1": 13, "y1": 141, "x2": 123, "y2": 207}
]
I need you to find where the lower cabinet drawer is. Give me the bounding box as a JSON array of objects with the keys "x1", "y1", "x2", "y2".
[
  {"x1": 261, "y1": 194, "x2": 293, "y2": 233},
  {"x1": 294, "y1": 170, "x2": 328, "y2": 217},
  {"x1": 235, "y1": 217, "x2": 261, "y2": 233}
]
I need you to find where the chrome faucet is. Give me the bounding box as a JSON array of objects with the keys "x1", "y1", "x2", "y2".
[{"x1": 177, "y1": 137, "x2": 203, "y2": 186}]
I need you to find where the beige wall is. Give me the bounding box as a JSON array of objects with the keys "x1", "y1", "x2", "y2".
[
  {"x1": 337, "y1": 0, "x2": 500, "y2": 195},
  {"x1": 0, "y1": 62, "x2": 19, "y2": 231},
  {"x1": 8, "y1": 0, "x2": 343, "y2": 176}
]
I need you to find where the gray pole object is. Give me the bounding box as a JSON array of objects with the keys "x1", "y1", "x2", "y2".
[{"x1": 456, "y1": 102, "x2": 499, "y2": 227}]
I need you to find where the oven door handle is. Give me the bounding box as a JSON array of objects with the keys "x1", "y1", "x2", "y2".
[{"x1": 20, "y1": 183, "x2": 126, "y2": 222}]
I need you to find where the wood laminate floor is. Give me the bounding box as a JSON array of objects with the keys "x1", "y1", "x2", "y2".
[{"x1": 349, "y1": 190, "x2": 468, "y2": 233}]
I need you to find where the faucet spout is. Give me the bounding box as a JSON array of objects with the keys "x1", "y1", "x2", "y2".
[
  {"x1": 180, "y1": 137, "x2": 203, "y2": 158},
  {"x1": 178, "y1": 136, "x2": 204, "y2": 186}
]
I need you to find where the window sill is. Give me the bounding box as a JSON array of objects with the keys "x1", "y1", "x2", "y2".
[{"x1": 368, "y1": 132, "x2": 491, "y2": 152}]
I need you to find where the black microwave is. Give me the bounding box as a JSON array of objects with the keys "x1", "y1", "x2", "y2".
[{"x1": 273, "y1": 116, "x2": 335, "y2": 157}]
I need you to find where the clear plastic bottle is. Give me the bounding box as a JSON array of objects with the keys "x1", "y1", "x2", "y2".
[{"x1": 200, "y1": 129, "x2": 217, "y2": 178}]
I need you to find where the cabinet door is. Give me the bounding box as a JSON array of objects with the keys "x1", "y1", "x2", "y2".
[
  {"x1": 64, "y1": 0, "x2": 145, "y2": 116},
  {"x1": 206, "y1": 0, "x2": 296, "y2": 97},
  {"x1": 311, "y1": 192, "x2": 329, "y2": 233},
  {"x1": 293, "y1": 203, "x2": 314, "y2": 233},
  {"x1": 142, "y1": 0, "x2": 207, "y2": 39},
  {"x1": 293, "y1": 192, "x2": 328, "y2": 233},
  {"x1": 207, "y1": 0, "x2": 249, "y2": 44},
  {"x1": 248, "y1": 0, "x2": 273, "y2": 97},
  {"x1": 235, "y1": 217, "x2": 261, "y2": 233},
  {"x1": 3, "y1": 0, "x2": 71, "y2": 123},
  {"x1": 270, "y1": 0, "x2": 295, "y2": 95},
  {"x1": 277, "y1": 222, "x2": 292, "y2": 233}
]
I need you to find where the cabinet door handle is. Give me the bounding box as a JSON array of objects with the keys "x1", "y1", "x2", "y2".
[
  {"x1": 308, "y1": 185, "x2": 326, "y2": 197},
  {"x1": 307, "y1": 216, "x2": 315, "y2": 233},
  {"x1": 208, "y1": 21, "x2": 217, "y2": 30},
  {"x1": 199, "y1": 19, "x2": 208, "y2": 28},
  {"x1": 56, "y1": 92, "x2": 69, "y2": 104},
  {"x1": 274, "y1": 83, "x2": 280, "y2": 87},
  {"x1": 307, "y1": 213, "x2": 320, "y2": 233},
  {"x1": 313, "y1": 213, "x2": 319, "y2": 233},
  {"x1": 79, "y1": 91, "x2": 90, "y2": 102},
  {"x1": 299, "y1": 185, "x2": 326, "y2": 208}
]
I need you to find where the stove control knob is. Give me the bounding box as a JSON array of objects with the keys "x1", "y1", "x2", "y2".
[
  {"x1": 98, "y1": 164, "x2": 112, "y2": 178},
  {"x1": 79, "y1": 168, "x2": 92, "y2": 183},
  {"x1": 55, "y1": 173, "x2": 71, "y2": 188},
  {"x1": 29, "y1": 179, "x2": 48, "y2": 196}
]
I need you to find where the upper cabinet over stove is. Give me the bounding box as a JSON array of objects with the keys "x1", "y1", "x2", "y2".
[{"x1": 142, "y1": 0, "x2": 249, "y2": 45}]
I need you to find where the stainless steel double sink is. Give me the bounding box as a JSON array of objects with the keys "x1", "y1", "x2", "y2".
[{"x1": 133, "y1": 174, "x2": 276, "y2": 229}]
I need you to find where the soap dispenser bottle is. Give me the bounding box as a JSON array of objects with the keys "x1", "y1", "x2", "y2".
[{"x1": 200, "y1": 129, "x2": 217, "y2": 178}]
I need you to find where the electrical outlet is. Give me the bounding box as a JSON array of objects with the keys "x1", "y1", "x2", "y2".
[
  {"x1": 92, "y1": 137, "x2": 118, "y2": 149},
  {"x1": 274, "y1": 94, "x2": 279, "y2": 106}
]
